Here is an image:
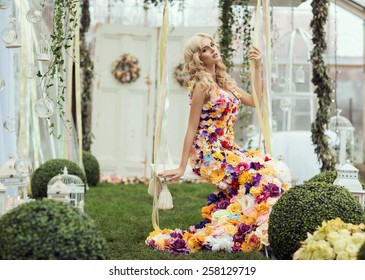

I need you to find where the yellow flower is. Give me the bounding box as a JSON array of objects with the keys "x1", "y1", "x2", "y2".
[
  {"x1": 227, "y1": 202, "x2": 242, "y2": 215},
  {"x1": 249, "y1": 185, "x2": 263, "y2": 197},
  {"x1": 200, "y1": 167, "x2": 211, "y2": 179},
  {"x1": 210, "y1": 111, "x2": 218, "y2": 118},
  {"x1": 148, "y1": 230, "x2": 162, "y2": 238},
  {"x1": 259, "y1": 167, "x2": 276, "y2": 176},
  {"x1": 187, "y1": 235, "x2": 205, "y2": 252},
  {"x1": 155, "y1": 239, "x2": 166, "y2": 249},
  {"x1": 212, "y1": 151, "x2": 224, "y2": 161},
  {"x1": 241, "y1": 242, "x2": 254, "y2": 253},
  {"x1": 226, "y1": 152, "x2": 241, "y2": 167},
  {"x1": 244, "y1": 150, "x2": 261, "y2": 157},
  {"x1": 246, "y1": 211, "x2": 258, "y2": 225},
  {"x1": 210, "y1": 169, "x2": 225, "y2": 183},
  {"x1": 254, "y1": 201, "x2": 270, "y2": 215},
  {"x1": 224, "y1": 224, "x2": 238, "y2": 235},
  {"x1": 238, "y1": 172, "x2": 252, "y2": 185}
]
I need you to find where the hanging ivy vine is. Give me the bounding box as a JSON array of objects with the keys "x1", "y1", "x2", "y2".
[
  {"x1": 310, "y1": 0, "x2": 336, "y2": 171},
  {"x1": 80, "y1": 0, "x2": 93, "y2": 151},
  {"x1": 233, "y1": 0, "x2": 253, "y2": 143},
  {"x1": 218, "y1": 0, "x2": 235, "y2": 72},
  {"x1": 38, "y1": 0, "x2": 78, "y2": 138}
]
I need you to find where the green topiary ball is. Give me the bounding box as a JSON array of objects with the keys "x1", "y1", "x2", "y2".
[
  {"x1": 0, "y1": 199, "x2": 108, "y2": 259},
  {"x1": 307, "y1": 170, "x2": 337, "y2": 184},
  {"x1": 31, "y1": 159, "x2": 87, "y2": 199},
  {"x1": 358, "y1": 241, "x2": 365, "y2": 260},
  {"x1": 308, "y1": 170, "x2": 365, "y2": 189},
  {"x1": 268, "y1": 182, "x2": 365, "y2": 260},
  {"x1": 82, "y1": 151, "x2": 100, "y2": 186}
]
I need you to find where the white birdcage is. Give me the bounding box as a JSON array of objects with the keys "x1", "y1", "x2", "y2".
[
  {"x1": 334, "y1": 161, "x2": 365, "y2": 209},
  {"x1": 37, "y1": 34, "x2": 50, "y2": 61},
  {"x1": 329, "y1": 109, "x2": 355, "y2": 165},
  {"x1": 47, "y1": 167, "x2": 85, "y2": 211},
  {"x1": 0, "y1": 154, "x2": 29, "y2": 212}
]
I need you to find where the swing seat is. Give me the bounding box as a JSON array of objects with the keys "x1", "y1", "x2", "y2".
[{"x1": 151, "y1": 164, "x2": 201, "y2": 181}]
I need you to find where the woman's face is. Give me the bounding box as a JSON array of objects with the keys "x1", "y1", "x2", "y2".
[{"x1": 199, "y1": 37, "x2": 220, "y2": 67}]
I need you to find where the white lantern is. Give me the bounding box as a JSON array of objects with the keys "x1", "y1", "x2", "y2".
[
  {"x1": 334, "y1": 160, "x2": 365, "y2": 209},
  {"x1": 329, "y1": 109, "x2": 355, "y2": 165},
  {"x1": 0, "y1": 154, "x2": 29, "y2": 211},
  {"x1": 47, "y1": 167, "x2": 85, "y2": 211},
  {"x1": 0, "y1": 182, "x2": 7, "y2": 216}
]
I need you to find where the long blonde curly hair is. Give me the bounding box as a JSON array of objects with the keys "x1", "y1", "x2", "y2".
[{"x1": 183, "y1": 33, "x2": 237, "y2": 98}]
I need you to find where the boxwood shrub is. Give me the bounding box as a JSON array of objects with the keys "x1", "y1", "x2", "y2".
[
  {"x1": 0, "y1": 199, "x2": 108, "y2": 259},
  {"x1": 83, "y1": 151, "x2": 100, "y2": 186},
  {"x1": 31, "y1": 159, "x2": 87, "y2": 199},
  {"x1": 268, "y1": 182, "x2": 365, "y2": 260}
]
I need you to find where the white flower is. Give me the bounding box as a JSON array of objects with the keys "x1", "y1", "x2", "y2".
[
  {"x1": 212, "y1": 210, "x2": 230, "y2": 221},
  {"x1": 206, "y1": 234, "x2": 234, "y2": 252}
]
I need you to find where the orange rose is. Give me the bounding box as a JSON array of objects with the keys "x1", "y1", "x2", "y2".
[
  {"x1": 255, "y1": 201, "x2": 270, "y2": 215},
  {"x1": 201, "y1": 203, "x2": 215, "y2": 219}
]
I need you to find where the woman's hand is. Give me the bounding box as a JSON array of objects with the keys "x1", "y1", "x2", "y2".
[
  {"x1": 248, "y1": 46, "x2": 262, "y2": 67},
  {"x1": 158, "y1": 166, "x2": 185, "y2": 180}
]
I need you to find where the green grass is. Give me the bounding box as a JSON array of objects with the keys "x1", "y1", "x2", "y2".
[{"x1": 85, "y1": 182, "x2": 269, "y2": 260}]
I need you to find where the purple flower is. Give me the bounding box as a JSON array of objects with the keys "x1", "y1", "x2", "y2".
[
  {"x1": 170, "y1": 231, "x2": 184, "y2": 239},
  {"x1": 200, "y1": 130, "x2": 208, "y2": 138},
  {"x1": 245, "y1": 183, "x2": 253, "y2": 194},
  {"x1": 233, "y1": 232, "x2": 245, "y2": 243},
  {"x1": 226, "y1": 164, "x2": 235, "y2": 174},
  {"x1": 217, "y1": 192, "x2": 227, "y2": 200},
  {"x1": 255, "y1": 190, "x2": 270, "y2": 204},
  {"x1": 250, "y1": 162, "x2": 263, "y2": 170},
  {"x1": 237, "y1": 223, "x2": 253, "y2": 235},
  {"x1": 265, "y1": 183, "x2": 282, "y2": 197},
  {"x1": 252, "y1": 173, "x2": 262, "y2": 187},
  {"x1": 207, "y1": 193, "x2": 218, "y2": 205},
  {"x1": 215, "y1": 198, "x2": 230, "y2": 210},
  {"x1": 194, "y1": 218, "x2": 210, "y2": 229},
  {"x1": 166, "y1": 238, "x2": 190, "y2": 254},
  {"x1": 208, "y1": 132, "x2": 218, "y2": 143},
  {"x1": 215, "y1": 128, "x2": 223, "y2": 134},
  {"x1": 229, "y1": 188, "x2": 238, "y2": 196}
]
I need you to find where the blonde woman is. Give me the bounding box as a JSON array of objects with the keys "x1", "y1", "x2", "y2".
[
  {"x1": 146, "y1": 33, "x2": 289, "y2": 254},
  {"x1": 159, "y1": 33, "x2": 263, "y2": 184}
]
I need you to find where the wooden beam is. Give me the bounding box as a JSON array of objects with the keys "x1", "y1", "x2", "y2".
[
  {"x1": 330, "y1": 0, "x2": 365, "y2": 20},
  {"x1": 245, "y1": 0, "x2": 307, "y2": 6}
]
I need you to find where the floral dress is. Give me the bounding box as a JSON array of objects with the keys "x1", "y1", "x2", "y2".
[{"x1": 146, "y1": 84, "x2": 291, "y2": 254}]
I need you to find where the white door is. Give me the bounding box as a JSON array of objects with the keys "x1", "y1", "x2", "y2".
[
  {"x1": 92, "y1": 25, "x2": 157, "y2": 177},
  {"x1": 92, "y1": 26, "x2": 216, "y2": 178}
]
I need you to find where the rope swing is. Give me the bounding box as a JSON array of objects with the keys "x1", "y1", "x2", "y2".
[{"x1": 148, "y1": 0, "x2": 171, "y2": 231}]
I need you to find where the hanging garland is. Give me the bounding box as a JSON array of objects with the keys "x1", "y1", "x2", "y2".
[
  {"x1": 38, "y1": 0, "x2": 78, "y2": 138},
  {"x1": 174, "y1": 63, "x2": 188, "y2": 87},
  {"x1": 233, "y1": 0, "x2": 253, "y2": 144},
  {"x1": 111, "y1": 54, "x2": 140, "y2": 84},
  {"x1": 218, "y1": 0, "x2": 235, "y2": 72},
  {"x1": 80, "y1": 0, "x2": 93, "y2": 151},
  {"x1": 310, "y1": 0, "x2": 336, "y2": 171}
]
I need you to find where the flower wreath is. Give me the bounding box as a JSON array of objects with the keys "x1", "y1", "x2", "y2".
[
  {"x1": 174, "y1": 63, "x2": 188, "y2": 87},
  {"x1": 111, "y1": 53, "x2": 140, "y2": 84}
]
